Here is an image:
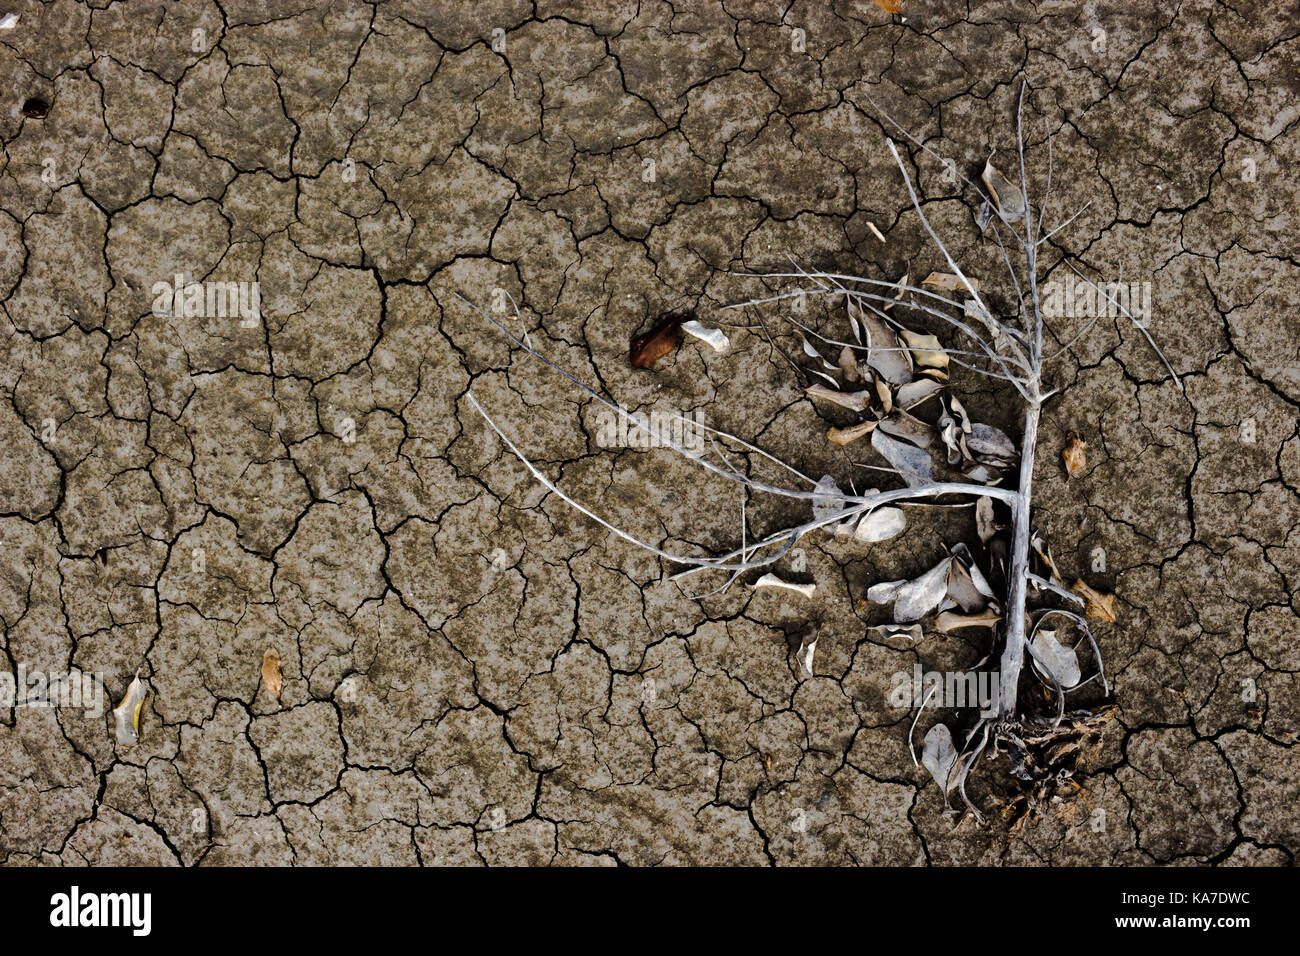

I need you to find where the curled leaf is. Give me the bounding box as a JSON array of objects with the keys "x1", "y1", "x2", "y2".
[
  {"x1": 922, "y1": 272, "x2": 981, "y2": 294},
  {"x1": 796, "y1": 627, "x2": 818, "y2": 677},
  {"x1": 1030, "y1": 629, "x2": 1082, "y2": 688},
  {"x1": 753, "y1": 573, "x2": 816, "y2": 599},
  {"x1": 869, "y1": 557, "x2": 952, "y2": 622},
  {"x1": 630, "y1": 313, "x2": 687, "y2": 368},
  {"x1": 680, "y1": 320, "x2": 729, "y2": 352},
  {"x1": 112, "y1": 672, "x2": 147, "y2": 747},
  {"x1": 981, "y1": 156, "x2": 1027, "y2": 223},
  {"x1": 898, "y1": 329, "x2": 948, "y2": 373},
  {"x1": 262, "y1": 648, "x2": 282, "y2": 701},
  {"x1": 827, "y1": 419, "x2": 878, "y2": 445},
  {"x1": 1063, "y1": 432, "x2": 1087, "y2": 479},
  {"x1": 1072, "y1": 579, "x2": 1117, "y2": 622}
]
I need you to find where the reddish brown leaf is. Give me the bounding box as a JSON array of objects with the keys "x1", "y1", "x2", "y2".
[
  {"x1": 630, "y1": 313, "x2": 688, "y2": 368},
  {"x1": 874, "y1": 0, "x2": 904, "y2": 13}
]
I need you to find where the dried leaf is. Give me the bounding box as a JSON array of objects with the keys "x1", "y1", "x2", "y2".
[
  {"x1": 1030, "y1": 630, "x2": 1082, "y2": 688},
  {"x1": 898, "y1": 329, "x2": 948, "y2": 372},
  {"x1": 806, "y1": 384, "x2": 871, "y2": 411},
  {"x1": 966, "y1": 423, "x2": 1017, "y2": 463},
  {"x1": 112, "y1": 672, "x2": 147, "y2": 746},
  {"x1": 975, "y1": 496, "x2": 998, "y2": 543},
  {"x1": 680, "y1": 320, "x2": 729, "y2": 352},
  {"x1": 630, "y1": 313, "x2": 686, "y2": 368},
  {"x1": 854, "y1": 506, "x2": 906, "y2": 543},
  {"x1": 877, "y1": 409, "x2": 934, "y2": 449},
  {"x1": 849, "y1": 300, "x2": 912, "y2": 385},
  {"x1": 753, "y1": 573, "x2": 816, "y2": 599},
  {"x1": 797, "y1": 627, "x2": 818, "y2": 676},
  {"x1": 866, "y1": 219, "x2": 887, "y2": 242},
  {"x1": 827, "y1": 420, "x2": 878, "y2": 445},
  {"x1": 262, "y1": 648, "x2": 282, "y2": 701},
  {"x1": 934, "y1": 608, "x2": 1002, "y2": 633},
  {"x1": 981, "y1": 157, "x2": 1027, "y2": 223},
  {"x1": 1072, "y1": 579, "x2": 1117, "y2": 622},
  {"x1": 922, "y1": 272, "x2": 980, "y2": 294},
  {"x1": 837, "y1": 345, "x2": 862, "y2": 382},
  {"x1": 1063, "y1": 432, "x2": 1087, "y2": 480},
  {"x1": 873, "y1": 0, "x2": 904, "y2": 14},
  {"x1": 871, "y1": 428, "x2": 934, "y2": 487},
  {"x1": 869, "y1": 623, "x2": 923, "y2": 642},
  {"x1": 811, "y1": 475, "x2": 845, "y2": 522},
  {"x1": 1032, "y1": 532, "x2": 1065, "y2": 585},
  {"x1": 895, "y1": 378, "x2": 943, "y2": 409},
  {"x1": 921, "y1": 724, "x2": 957, "y2": 792},
  {"x1": 869, "y1": 557, "x2": 952, "y2": 622}
]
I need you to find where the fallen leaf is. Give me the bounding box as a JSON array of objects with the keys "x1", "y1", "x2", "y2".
[
  {"x1": 797, "y1": 627, "x2": 818, "y2": 676},
  {"x1": 849, "y1": 300, "x2": 912, "y2": 385},
  {"x1": 866, "y1": 219, "x2": 887, "y2": 241},
  {"x1": 975, "y1": 496, "x2": 998, "y2": 543},
  {"x1": 898, "y1": 329, "x2": 948, "y2": 372},
  {"x1": 827, "y1": 419, "x2": 878, "y2": 445},
  {"x1": 874, "y1": 0, "x2": 904, "y2": 14},
  {"x1": 811, "y1": 474, "x2": 845, "y2": 522},
  {"x1": 895, "y1": 378, "x2": 943, "y2": 409},
  {"x1": 981, "y1": 157, "x2": 1027, "y2": 223},
  {"x1": 262, "y1": 648, "x2": 282, "y2": 701},
  {"x1": 753, "y1": 573, "x2": 816, "y2": 599},
  {"x1": 869, "y1": 623, "x2": 923, "y2": 642},
  {"x1": 871, "y1": 428, "x2": 934, "y2": 487},
  {"x1": 877, "y1": 409, "x2": 934, "y2": 449},
  {"x1": 112, "y1": 672, "x2": 147, "y2": 746},
  {"x1": 921, "y1": 724, "x2": 957, "y2": 792},
  {"x1": 805, "y1": 383, "x2": 872, "y2": 411},
  {"x1": 854, "y1": 506, "x2": 907, "y2": 543},
  {"x1": 922, "y1": 272, "x2": 980, "y2": 294},
  {"x1": 966, "y1": 423, "x2": 1017, "y2": 463},
  {"x1": 630, "y1": 313, "x2": 687, "y2": 368},
  {"x1": 934, "y1": 608, "x2": 1002, "y2": 632},
  {"x1": 680, "y1": 319, "x2": 729, "y2": 352},
  {"x1": 868, "y1": 557, "x2": 952, "y2": 622},
  {"x1": 1063, "y1": 432, "x2": 1087, "y2": 479},
  {"x1": 1030, "y1": 629, "x2": 1082, "y2": 688},
  {"x1": 1073, "y1": 579, "x2": 1117, "y2": 622}
]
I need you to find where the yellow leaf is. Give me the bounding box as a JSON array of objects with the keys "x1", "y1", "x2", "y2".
[{"x1": 112, "y1": 672, "x2": 147, "y2": 746}]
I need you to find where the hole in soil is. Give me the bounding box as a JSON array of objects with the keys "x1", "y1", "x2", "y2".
[{"x1": 21, "y1": 97, "x2": 48, "y2": 118}]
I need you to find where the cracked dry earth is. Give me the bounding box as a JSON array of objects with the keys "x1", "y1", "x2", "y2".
[{"x1": 0, "y1": 0, "x2": 1297, "y2": 868}]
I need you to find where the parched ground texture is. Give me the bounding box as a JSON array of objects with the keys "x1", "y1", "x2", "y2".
[{"x1": 0, "y1": 0, "x2": 1297, "y2": 866}]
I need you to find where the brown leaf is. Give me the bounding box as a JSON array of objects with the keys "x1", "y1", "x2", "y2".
[
  {"x1": 630, "y1": 313, "x2": 687, "y2": 368},
  {"x1": 1072, "y1": 579, "x2": 1117, "y2": 623},
  {"x1": 1063, "y1": 432, "x2": 1087, "y2": 480},
  {"x1": 980, "y1": 157, "x2": 1027, "y2": 222},
  {"x1": 262, "y1": 648, "x2": 282, "y2": 700},
  {"x1": 873, "y1": 0, "x2": 903, "y2": 12},
  {"x1": 934, "y1": 609, "x2": 1002, "y2": 633},
  {"x1": 922, "y1": 272, "x2": 981, "y2": 294},
  {"x1": 827, "y1": 419, "x2": 878, "y2": 445}
]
